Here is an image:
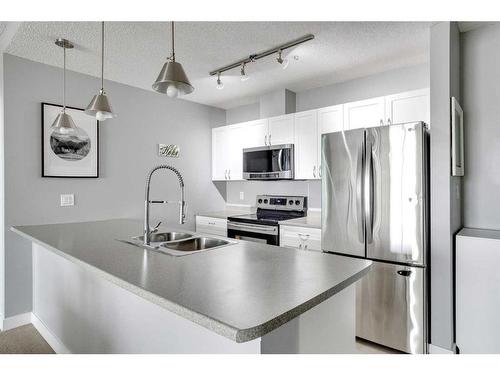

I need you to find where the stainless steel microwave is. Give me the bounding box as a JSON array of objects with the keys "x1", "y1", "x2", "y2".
[{"x1": 242, "y1": 144, "x2": 294, "y2": 180}]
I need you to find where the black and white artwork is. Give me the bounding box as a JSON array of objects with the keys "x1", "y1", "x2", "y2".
[{"x1": 42, "y1": 103, "x2": 99, "y2": 177}]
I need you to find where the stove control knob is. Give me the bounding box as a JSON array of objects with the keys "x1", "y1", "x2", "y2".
[
  {"x1": 288, "y1": 200, "x2": 294, "y2": 205},
  {"x1": 258, "y1": 199, "x2": 263, "y2": 204},
  {"x1": 264, "y1": 199, "x2": 268, "y2": 204},
  {"x1": 295, "y1": 200, "x2": 301, "y2": 205}
]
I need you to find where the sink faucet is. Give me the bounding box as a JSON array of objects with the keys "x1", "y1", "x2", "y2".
[{"x1": 144, "y1": 165, "x2": 186, "y2": 246}]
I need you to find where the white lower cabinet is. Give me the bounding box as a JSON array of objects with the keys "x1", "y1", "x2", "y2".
[
  {"x1": 280, "y1": 225, "x2": 322, "y2": 252},
  {"x1": 195, "y1": 216, "x2": 227, "y2": 237}
]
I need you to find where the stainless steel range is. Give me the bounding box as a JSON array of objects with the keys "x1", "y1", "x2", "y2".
[{"x1": 227, "y1": 195, "x2": 307, "y2": 246}]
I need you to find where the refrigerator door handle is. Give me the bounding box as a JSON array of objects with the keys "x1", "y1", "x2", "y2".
[
  {"x1": 365, "y1": 139, "x2": 374, "y2": 244},
  {"x1": 356, "y1": 142, "x2": 365, "y2": 243}
]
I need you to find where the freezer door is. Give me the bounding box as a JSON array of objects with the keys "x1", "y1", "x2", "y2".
[
  {"x1": 356, "y1": 261, "x2": 426, "y2": 354},
  {"x1": 321, "y1": 129, "x2": 366, "y2": 257},
  {"x1": 365, "y1": 122, "x2": 426, "y2": 265}
]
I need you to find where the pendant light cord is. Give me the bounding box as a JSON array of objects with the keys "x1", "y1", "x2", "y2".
[
  {"x1": 171, "y1": 21, "x2": 175, "y2": 62},
  {"x1": 101, "y1": 21, "x2": 105, "y2": 91},
  {"x1": 63, "y1": 44, "x2": 66, "y2": 111}
]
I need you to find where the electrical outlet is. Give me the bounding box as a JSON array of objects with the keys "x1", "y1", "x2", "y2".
[
  {"x1": 239, "y1": 191, "x2": 244, "y2": 200},
  {"x1": 60, "y1": 194, "x2": 74, "y2": 207}
]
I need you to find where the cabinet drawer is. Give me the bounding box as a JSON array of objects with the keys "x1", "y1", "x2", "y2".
[
  {"x1": 195, "y1": 216, "x2": 227, "y2": 237},
  {"x1": 280, "y1": 225, "x2": 322, "y2": 251}
]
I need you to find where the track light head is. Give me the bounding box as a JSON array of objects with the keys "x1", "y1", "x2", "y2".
[
  {"x1": 216, "y1": 72, "x2": 224, "y2": 90},
  {"x1": 277, "y1": 50, "x2": 289, "y2": 69},
  {"x1": 240, "y1": 63, "x2": 250, "y2": 82}
]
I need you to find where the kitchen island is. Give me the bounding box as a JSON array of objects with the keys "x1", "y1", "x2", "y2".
[{"x1": 12, "y1": 219, "x2": 371, "y2": 354}]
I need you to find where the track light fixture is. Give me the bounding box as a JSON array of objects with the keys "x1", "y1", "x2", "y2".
[
  {"x1": 240, "y1": 62, "x2": 249, "y2": 81},
  {"x1": 216, "y1": 72, "x2": 224, "y2": 90},
  {"x1": 209, "y1": 34, "x2": 314, "y2": 89},
  {"x1": 276, "y1": 49, "x2": 289, "y2": 70}
]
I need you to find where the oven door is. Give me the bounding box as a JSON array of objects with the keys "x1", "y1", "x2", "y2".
[
  {"x1": 242, "y1": 144, "x2": 294, "y2": 180},
  {"x1": 227, "y1": 221, "x2": 279, "y2": 246}
]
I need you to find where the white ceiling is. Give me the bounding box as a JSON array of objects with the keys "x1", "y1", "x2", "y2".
[{"x1": 5, "y1": 22, "x2": 432, "y2": 109}]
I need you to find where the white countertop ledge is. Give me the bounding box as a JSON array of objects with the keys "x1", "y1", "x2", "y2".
[{"x1": 11, "y1": 219, "x2": 371, "y2": 343}]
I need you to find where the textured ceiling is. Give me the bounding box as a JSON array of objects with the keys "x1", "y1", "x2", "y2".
[{"x1": 6, "y1": 22, "x2": 431, "y2": 109}]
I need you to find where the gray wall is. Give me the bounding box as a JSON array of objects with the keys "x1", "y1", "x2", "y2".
[
  {"x1": 226, "y1": 103, "x2": 259, "y2": 125},
  {"x1": 461, "y1": 24, "x2": 500, "y2": 229},
  {"x1": 429, "y1": 22, "x2": 461, "y2": 351},
  {"x1": 3, "y1": 54, "x2": 226, "y2": 318},
  {"x1": 296, "y1": 63, "x2": 430, "y2": 111},
  {"x1": 224, "y1": 63, "x2": 429, "y2": 209}
]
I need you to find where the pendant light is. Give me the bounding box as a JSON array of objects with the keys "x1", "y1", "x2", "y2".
[
  {"x1": 51, "y1": 38, "x2": 77, "y2": 134},
  {"x1": 152, "y1": 21, "x2": 194, "y2": 98},
  {"x1": 85, "y1": 22, "x2": 116, "y2": 121}
]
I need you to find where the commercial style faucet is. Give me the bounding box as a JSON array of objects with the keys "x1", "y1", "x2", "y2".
[{"x1": 144, "y1": 165, "x2": 186, "y2": 246}]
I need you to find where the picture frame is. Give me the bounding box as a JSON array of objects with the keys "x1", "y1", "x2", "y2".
[
  {"x1": 451, "y1": 97, "x2": 464, "y2": 177},
  {"x1": 41, "y1": 102, "x2": 99, "y2": 178}
]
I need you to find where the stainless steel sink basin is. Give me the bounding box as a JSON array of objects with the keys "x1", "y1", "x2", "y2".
[
  {"x1": 132, "y1": 232, "x2": 192, "y2": 244},
  {"x1": 161, "y1": 237, "x2": 231, "y2": 252}
]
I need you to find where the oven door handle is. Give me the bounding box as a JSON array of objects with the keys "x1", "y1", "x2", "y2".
[{"x1": 227, "y1": 222, "x2": 278, "y2": 234}]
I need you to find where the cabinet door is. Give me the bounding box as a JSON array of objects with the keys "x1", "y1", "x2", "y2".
[
  {"x1": 344, "y1": 97, "x2": 385, "y2": 130},
  {"x1": 385, "y1": 88, "x2": 430, "y2": 126},
  {"x1": 196, "y1": 216, "x2": 227, "y2": 237},
  {"x1": 268, "y1": 114, "x2": 294, "y2": 145},
  {"x1": 294, "y1": 110, "x2": 319, "y2": 180},
  {"x1": 317, "y1": 105, "x2": 344, "y2": 176},
  {"x1": 241, "y1": 119, "x2": 269, "y2": 148},
  {"x1": 212, "y1": 127, "x2": 231, "y2": 181},
  {"x1": 227, "y1": 125, "x2": 245, "y2": 180},
  {"x1": 280, "y1": 225, "x2": 322, "y2": 251}
]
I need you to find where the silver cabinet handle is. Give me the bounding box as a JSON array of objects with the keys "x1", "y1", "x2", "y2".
[
  {"x1": 264, "y1": 135, "x2": 268, "y2": 145},
  {"x1": 387, "y1": 118, "x2": 392, "y2": 125},
  {"x1": 224, "y1": 169, "x2": 227, "y2": 179},
  {"x1": 268, "y1": 134, "x2": 272, "y2": 145},
  {"x1": 380, "y1": 119, "x2": 383, "y2": 126},
  {"x1": 313, "y1": 165, "x2": 316, "y2": 178},
  {"x1": 319, "y1": 164, "x2": 322, "y2": 178},
  {"x1": 228, "y1": 169, "x2": 231, "y2": 179}
]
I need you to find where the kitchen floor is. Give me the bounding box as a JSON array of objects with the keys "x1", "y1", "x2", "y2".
[
  {"x1": 0, "y1": 325, "x2": 399, "y2": 354},
  {"x1": 0, "y1": 324, "x2": 54, "y2": 354}
]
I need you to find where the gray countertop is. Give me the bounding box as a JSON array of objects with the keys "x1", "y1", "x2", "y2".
[
  {"x1": 196, "y1": 207, "x2": 254, "y2": 220},
  {"x1": 279, "y1": 211, "x2": 322, "y2": 229},
  {"x1": 12, "y1": 219, "x2": 370, "y2": 343}
]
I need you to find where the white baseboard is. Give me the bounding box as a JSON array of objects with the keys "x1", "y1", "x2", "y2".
[
  {"x1": 429, "y1": 344, "x2": 455, "y2": 354},
  {"x1": 1, "y1": 312, "x2": 32, "y2": 331},
  {"x1": 31, "y1": 313, "x2": 71, "y2": 354}
]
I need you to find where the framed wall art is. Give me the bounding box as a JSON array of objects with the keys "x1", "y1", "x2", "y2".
[
  {"x1": 451, "y1": 97, "x2": 464, "y2": 177},
  {"x1": 41, "y1": 102, "x2": 99, "y2": 178}
]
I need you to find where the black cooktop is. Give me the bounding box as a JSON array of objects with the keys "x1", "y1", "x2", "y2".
[{"x1": 229, "y1": 209, "x2": 306, "y2": 226}]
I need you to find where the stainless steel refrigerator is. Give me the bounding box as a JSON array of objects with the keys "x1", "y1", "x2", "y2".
[{"x1": 321, "y1": 121, "x2": 429, "y2": 354}]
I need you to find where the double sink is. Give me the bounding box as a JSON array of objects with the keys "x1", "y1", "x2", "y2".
[{"x1": 123, "y1": 232, "x2": 235, "y2": 256}]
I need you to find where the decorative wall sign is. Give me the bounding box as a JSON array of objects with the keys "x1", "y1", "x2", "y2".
[
  {"x1": 42, "y1": 103, "x2": 99, "y2": 178},
  {"x1": 451, "y1": 97, "x2": 464, "y2": 177},
  {"x1": 158, "y1": 144, "x2": 180, "y2": 158}
]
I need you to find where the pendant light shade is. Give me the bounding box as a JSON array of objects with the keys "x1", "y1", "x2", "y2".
[
  {"x1": 85, "y1": 22, "x2": 115, "y2": 120},
  {"x1": 51, "y1": 111, "x2": 77, "y2": 133},
  {"x1": 152, "y1": 21, "x2": 194, "y2": 97},
  {"x1": 51, "y1": 38, "x2": 77, "y2": 134}
]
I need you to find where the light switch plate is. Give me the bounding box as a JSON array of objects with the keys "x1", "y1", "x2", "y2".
[{"x1": 60, "y1": 194, "x2": 74, "y2": 207}]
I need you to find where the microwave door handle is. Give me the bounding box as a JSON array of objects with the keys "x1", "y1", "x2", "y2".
[
  {"x1": 356, "y1": 141, "x2": 365, "y2": 244},
  {"x1": 277, "y1": 149, "x2": 283, "y2": 171}
]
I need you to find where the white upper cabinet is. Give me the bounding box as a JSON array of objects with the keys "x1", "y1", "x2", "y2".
[
  {"x1": 317, "y1": 104, "x2": 344, "y2": 171},
  {"x1": 268, "y1": 114, "x2": 294, "y2": 145},
  {"x1": 294, "y1": 110, "x2": 319, "y2": 180},
  {"x1": 241, "y1": 119, "x2": 269, "y2": 148},
  {"x1": 344, "y1": 96, "x2": 386, "y2": 130},
  {"x1": 212, "y1": 127, "x2": 232, "y2": 181},
  {"x1": 212, "y1": 88, "x2": 429, "y2": 181},
  {"x1": 384, "y1": 88, "x2": 430, "y2": 125}
]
